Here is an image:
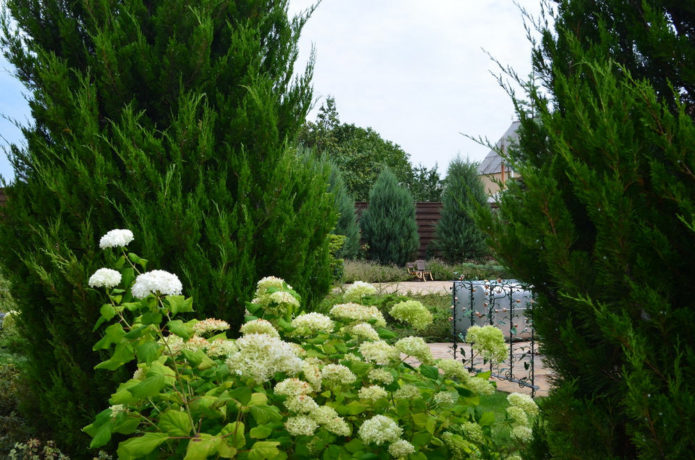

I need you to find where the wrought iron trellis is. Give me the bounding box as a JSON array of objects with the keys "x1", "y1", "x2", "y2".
[{"x1": 451, "y1": 279, "x2": 538, "y2": 396}]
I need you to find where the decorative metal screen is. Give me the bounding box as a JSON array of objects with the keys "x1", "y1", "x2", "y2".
[{"x1": 452, "y1": 280, "x2": 538, "y2": 396}]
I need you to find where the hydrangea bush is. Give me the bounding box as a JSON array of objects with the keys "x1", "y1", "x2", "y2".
[{"x1": 84, "y1": 231, "x2": 535, "y2": 459}]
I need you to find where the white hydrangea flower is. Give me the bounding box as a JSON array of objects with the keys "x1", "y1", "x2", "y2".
[
  {"x1": 269, "y1": 290, "x2": 300, "y2": 308},
  {"x1": 324, "y1": 417, "x2": 352, "y2": 437},
  {"x1": 466, "y1": 325, "x2": 508, "y2": 364},
  {"x1": 507, "y1": 392, "x2": 539, "y2": 417},
  {"x1": 291, "y1": 312, "x2": 334, "y2": 336},
  {"x1": 395, "y1": 336, "x2": 434, "y2": 364},
  {"x1": 204, "y1": 339, "x2": 238, "y2": 358},
  {"x1": 109, "y1": 404, "x2": 127, "y2": 418},
  {"x1": 388, "y1": 439, "x2": 415, "y2": 458},
  {"x1": 256, "y1": 276, "x2": 290, "y2": 294},
  {"x1": 394, "y1": 384, "x2": 421, "y2": 400},
  {"x1": 358, "y1": 385, "x2": 388, "y2": 402},
  {"x1": 466, "y1": 376, "x2": 495, "y2": 396},
  {"x1": 437, "y1": 358, "x2": 470, "y2": 381},
  {"x1": 350, "y1": 322, "x2": 380, "y2": 341},
  {"x1": 88, "y1": 268, "x2": 122, "y2": 289},
  {"x1": 389, "y1": 300, "x2": 433, "y2": 330},
  {"x1": 511, "y1": 425, "x2": 533, "y2": 442},
  {"x1": 358, "y1": 415, "x2": 403, "y2": 445},
  {"x1": 193, "y1": 318, "x2": 230, "y2": 336},
  {"x1": 99, "y1": 229, "x2": 134, "y2": 249},
  {"x1": 368, "y1": 368, "x2": 394, "y2": 385},
  {"x1": 183, "y1": 336, "x2": 210, "y2": 351},
  {"x1": 310, "y1": 405, "x2": 339, "y2": 425},
  {"x1": 225, "y1": 333, "x2": 303, "y2": 384},
  {"x1": 506, "y1": 406, "x2": 529, "y2": 426},
  {"x1": 274, "y1": 378, "x2": 314, "y2": 396},
  {"x1": 240, "y1": 319, "x2": 279, "y2": 337},
  {"x1": 329, "y1": 303, "x2": 386, "y2": 327},
  {"x1": 321, "y1": 364, "x2": 356, "y2": 384},
  {"x1": 359, "y1": 340, "x2": 399, "y2": 365},
  {"x1": 302, "y1": 360, "x2": 322, "y2": 391},
  {"x1": 131, "y1": 270, "x2": 183, "y2": 299},
  {"x1": 433, "y1": 390, "x2": 459, "y2": 406},
  {"x1": 284, "y1": 395, "x2": 319, "y2": 413},
  {"x1": 159, "y1": 334, "x2": 184, "y2": 356},
  {"x1": 284, "y1": 415, "x2": 318, "y2": 436},
  {"x1": 460, "y1": 421, "x2": 485, "y2": 444},
  {"x1": 344, "y1": 281, "x2": 377, "y2": 302}
]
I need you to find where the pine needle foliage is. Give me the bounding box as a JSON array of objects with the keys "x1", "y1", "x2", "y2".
[
  {"x1": 434, "y1": 157, "x2": 488, "y2": 262},
  {"x1": 478, "y1": 2, "x2": 695, "y2": 457},
  {"x1": 328, "y1": 161, "x2": 361, "y2": 259},
  {"x1": 360, "y1": 168, "x2": 419, "y2": 265},
  {"x1": 0, "y1": 0, "x2": 336, "y2": 453}
]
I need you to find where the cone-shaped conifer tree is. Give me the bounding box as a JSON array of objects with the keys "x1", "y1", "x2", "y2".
[
  {"x1": 478, "y1": 2, "x2": 695, "y2": 457},
  {"x1": 434, "y1": 158, "x2": 488, "y2": 262},
  {"x1": 360, "y1": 168, "x2": 418, "y2": 265},
  {"x1": 0, "y1": 0, "x2": 335, "y2": 453},
  {"x1": 328, "y1": 161, "x2": 360, "y2": 259}
]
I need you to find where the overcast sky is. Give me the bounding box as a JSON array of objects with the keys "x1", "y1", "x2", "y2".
[{"x1": 0, "y1": 0, "x2": 544, "y2": 182}]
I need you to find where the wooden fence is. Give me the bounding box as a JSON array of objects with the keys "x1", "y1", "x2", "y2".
[{"x1": 354, "y1": 201, "x2": 442, "y2": 259}]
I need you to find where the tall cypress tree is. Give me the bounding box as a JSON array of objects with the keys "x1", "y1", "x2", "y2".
[
  {"x1": 327, "y1": 161, "x2": 361, "y2": 259},
  {"x1": 479, "y1": 2, "x2": 695, "y2": 457},
  {"x1": 434, "y1": 157, "x2": 488, "y2": 262},
  {"x1": 360, "y1": 168, "x2": 419, "y2": 265},
  {"x1": 0, "y1": 0, "x2": 335, "y2": 453}
]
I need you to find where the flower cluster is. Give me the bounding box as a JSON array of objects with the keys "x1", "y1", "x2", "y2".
[
  {"x1": 395, "y1": 336, "x2": 433, "y2": 364},
  {"x1": 466, "y1": 376, "x2": 495, "y2": 396},
  {"x1": 131, "y1": 270, "x2": 183, "y2": 299},
  {"x1": 389, "y1": 300, "x2": 433, "y2": 330},
  {"x1": 88, "y1": 268, "x2": 122, "y2": 289},
  {"x1": 359, "y1": 340, "x2": 399, "y2": 365},
  {"x1": 343, "y1": 281, "x2": 377, "y2": 302},
  {"x1": 358, "y1": 415, "x2": 403, "y2": 446},
  {"x1": 506, "y1": 392, "x2": 538, "y2": 443},
  {"x1": 329, "y1": 303, "x2": 386, "y2": 327},
  {"x1": 349, "y1": 322, "x2": 380, "y2": 341},
  {"x1": 388, "y1": 439, "x2": 415, "y2": 458},
  {"x1": 250, "y1": 277, "x2": 301, "y2": 319},
  {"x1": 291, "y1": 312, "x2": 334, "y2": 336},
  {"x1": 433, "y1": 391, "x2": 459, "y2": 406},
  {"x1": 240, "y1": 318, "x2": 279, "y2": 337},
  {"x1": 321, "y1": 364, "x2": 356, "y2": 385},
  {"x1": 284, "y1": 416, "x2": 317, "y2": 436},
  {"x1": 368, "y1": 368, "x2": 394, "y2": 385},
  {"x1": 99, "y1": 229, "x2": 134, "y2": 249},
  {"x1": 274, "y1": 378, "x2": 313, "y2": 396},
  {"x1": 192, "y1": 318, "x2": 230, "y2": 336},
  {"x1": 437, "y1": 358, "x2": 470, "y2": 381},
  {"x1": 358, "y1": 385, "x2": 388, "y2": 402},
  {"x1": 466, "y1": 325, "x2": 508, "y2": 363},
  {"x1": 225, "y1": 333, "x2": 303, "y2": 383}
]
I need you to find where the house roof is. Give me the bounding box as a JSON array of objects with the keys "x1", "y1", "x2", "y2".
[{"x1": 478, "y1": 120, "x2": 520, "y2": 175}]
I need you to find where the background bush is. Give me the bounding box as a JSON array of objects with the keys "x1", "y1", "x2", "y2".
[{"x1": 360, "y1": 168, "x2": 419, "y2": 265}]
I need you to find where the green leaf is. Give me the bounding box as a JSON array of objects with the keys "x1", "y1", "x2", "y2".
[
  {"x1": 113, "y1": 415, "x2": 141, "y2": 435},
  {"x1": 140, "y1": 311, "x2": 162, "y2": 325},
  {"x1": 168, "y1": 319, "x2": 194, "y2": 340},
  {"x1": 340, "y1": 401, "x2": 368, "y2": 415},
  {"x1": 411, "y1": 431, "x2": 431, "y2": 448},
  {"x1": 412, "y1": 412, "x2": 428, "y2": 427},
  {"x1": 95, "y1": 342, "x2": 134, "y2": 371},
  {"x1": 159, "y1": 409, "x2": 193, "y2": 437},
  {"x1": 93, "y1": 323, "x2": 126, "y2": 351},
  {"x1": 184, "y1": 434, "x2": 221, "y2": 460},
  {"x1": 166, "y1": 295, "x2": 194, "y2": 315},
  {"x1": 117, "y1": 433, "x2": 169, "y2": 459},
  {"x1": 248, "y1": 441, "x2": 281, "y2": 460},
  {"x1": 229, "y1": 386, "x2": 253, "y2": 406},
  {"x1": 219, "y1": 421, "x2": 246, "y2": 448},
  {"x1": 85, "y1": 419, "x2": 113, "y2": 449},
  {"x1": 478, "y1": 411, "x2": 495, "y2": 426},
  {"x1": 100, "y1": 303, "x2": 116, "y2": 321},
  {"x1": 249, "y1": 424, "x2": 274, "y2": 439},
  {"x1": 250, "y1": 405, "x2": 282, "y2": 424},
  {"x1": 344, "y1": 438, "x2": 364, "y2": 453},
  {"x1": 129, "y1": 374, "x2": 166, "y2": 398},
  {"x1": 136, "y1": 341, "x2": 161, "y2": 364},
  {"x1": 376, "y1": 327, "x2": 398, "y2": 339},
  {"x1": 420, "y1": 365, "x2": 440, "y2": 380}
]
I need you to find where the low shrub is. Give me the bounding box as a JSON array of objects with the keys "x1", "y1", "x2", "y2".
[
  {"x1": 342, "y1": 260, "x2": 411, "y2": 283},
  {"x1": 84, "y1": 230, "x2": 537, "y2": 459}
]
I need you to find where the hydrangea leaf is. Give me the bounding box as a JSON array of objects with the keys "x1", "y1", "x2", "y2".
[
  {"x1": 116, "y1": 433, "x2": 169, "y2": 459},
  {"x1": 184, "y1": 434, "x2": 221, "y2": 460},
  {"x1": 248, "y1": 441, "x2": 281, "y2": 460},
  {"x1": 219, "y1": 421, "x2": 246, "y2": 448},
  {"x1": 159, "y1": 409, "x2": 193, "y2": 437}
]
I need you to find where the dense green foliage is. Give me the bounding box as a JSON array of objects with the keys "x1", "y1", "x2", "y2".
[
  {"x1": 480, "y1": 1, "x2": 695, "y2": 457},
  {"x1": 360, "y1": 169, "x2": 419, "y2": 266},
  {"x1": 434, "y1": 158, "x2": 488, "y2": 262},
  {"x1": 327, "y1": 161, "x2": 361, "y2": 259},
  {"x1": 0, "y1": 0, "x2": 336, "y2": 453},
  {"x1": 300, "y1": 97, "x2": 442, "y2": 201}
]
